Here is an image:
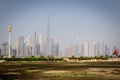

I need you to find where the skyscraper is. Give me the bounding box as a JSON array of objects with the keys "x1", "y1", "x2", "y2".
[
  {"x1": 13, "y1": 41, "x2": 19, "y2": 57},
  {"x1": 74, "y1": 37, "x2": 79, "y2": 57},
  {"x1": 105, "y1": 45, "x2": 109, "y2": 56},
  {"x1": 0, "y1": 49, "x2": 1, "y2": 56},
  {"x1": 24, "y1": 40, "x2": 29, "y2": 57},
  {"x1": 46, "y1": 16, "x2": 52, "y2": 56},
  {"x1": 50, "y1": 38, "x2": 54, "y2": 55},
  {"x1": 18, "y1": 36, "x2": 24, "y2": 57},
  {"x1": 28, "y1": 35, "x2": 33, "y2": 56},
  {"x1": 74, "y1": 44, "x2": 79, "y2": 57},
  {"x1": 12, "y1": 49, "x2": 17, "y2": 57},
  {"x1": 99, "y1": 41, "x2": 105, "y2": 56},
  {"x1": 1, "y1": 42, "x2": 9, "y2": 57},
  {"x1": 39, "y1": 35, "x2": 44, "y2": 55},
  {"x1": 31, "y1": 32, "x2": 40, "y2": 57},
  {"x1": 53, "y1": 44, "x2": 59, "y2": 57},
  {"x1": 81, "y1": 44, "x2": 84, "y2": 56},
  {"x1": 64, "y1": 44, "x2": 74, "y2": 57},
  {"x1": 93, "y1": 42, "x2": 97, "y2": 57},
  {"x1": 84, "y1": 40, "x2": 89, "y2": 57}
]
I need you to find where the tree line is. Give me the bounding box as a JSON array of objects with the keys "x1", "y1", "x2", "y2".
[{"x1": 0, "y1": 55, "x2": 119, "y2": 61}]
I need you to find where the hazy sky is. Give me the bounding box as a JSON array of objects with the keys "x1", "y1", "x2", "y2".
[{"x1": 0, "y1": 0, "x2": 120, "y2": 49}]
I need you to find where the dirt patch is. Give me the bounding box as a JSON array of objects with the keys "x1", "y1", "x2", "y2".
[{"x1": 44, "y1": 70, "x2": 69, "y2": 74}]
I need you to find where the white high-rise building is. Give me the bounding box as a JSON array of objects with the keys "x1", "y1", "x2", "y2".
[
  {"x1": 74, "y1": 37, "x2": 79, "y2": 57},
  {"x1": 32, "y1": 32, "x2": 40, "y2": 57},
  {"x1": 39, "y1": 35, "x2": 44, "y2": 55},
  {"x1": 93, "y1": 41, "x2": 106, "y2": 57},
  {"x1": 24, "y1": 39, "x2": 30, "y2": 57},
  {"x1": 93, "y1": 42, "x2": 97, "y2": 57},
  {"x1": 28, "y1": 35, "x2": 33, "y2": 56},
  {"x1": 96, "y1": 40, "x2": 105, "y2": 56},
  {"x1": 84, "y1": 40, "x2": 89, "y2": 57}
]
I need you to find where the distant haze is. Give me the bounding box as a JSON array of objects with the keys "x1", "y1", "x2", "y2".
[{"x1": 0, "y1": 0, "x2": 120, "y2": 50}]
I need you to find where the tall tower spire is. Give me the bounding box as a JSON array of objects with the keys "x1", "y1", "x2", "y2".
[
  {"x1": 46, "y1": 15, "x2": 51, "y2": 55},
  {"x1": 47, "y1": 15, "x2": 50, "y2": 40}
]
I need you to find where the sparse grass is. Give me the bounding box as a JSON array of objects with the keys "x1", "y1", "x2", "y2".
[
  {"x1": 48, "y1": 73, "x2": 97, "y2": 78},
  {"x1": 99, "y1": 69, "x2": 106, "y2": 72},
  {"x1": 0, "y1": 61, "x2": 120, "y2": 80}
]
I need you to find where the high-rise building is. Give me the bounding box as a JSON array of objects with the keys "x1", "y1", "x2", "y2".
[
  {"x1": 12, "y1": 49, "x2": 17, "y2": 56},
  {"x1": 1, "y1": 42, "x2": 9, "y2": 57},
  {"x1": 105, "y1": 45, "x2": 109, "y2": 56},
  {"x1": 93, "y1": 42, "x2": 97, "y2": 57},
  {"x1": 32, "y1": 32, "x2": 40, "y2": 57},
  {"x1": 64, "y1": 44, "x2": 74, "y2": 57},
  {"x1": 18, "y1": 36, "x2": 24, "y2": 57},
  {"x1": 46, "y1": 16, "x2": 52, "y2": 56},
  {"x1": 0, "y1": 49, "x2": 1, "y2": 55},
  {"x1": 81, "y1": 44, "x2": 84, "y2": 56},
  {"x1": 99, "y1": 41, "x2": 105, "y2": 56},
  {"x1": 74, "y1": 37, "x2": 79, "y2": 57},
  {"x1": 27, "y1": 35, "x2": 33, "y2": 56},
  {"x1": 97, "y1": 40, "x2": 104, "y2": 56},
  {"x1": 35, "y1": 44, "x2": 40, "y2": 57},
  {"x1": 39, "y1": 35, "x2": 44, "y2": 55},
  {"x1": 92, "y1": 41, "x2": 102, "y2": 57},
  {"x1": 45, "y1": 38, "x2": 54, "y2": 56},
  {"x1": 53, "y1": 44, "x2": 59, "y2": 57},
  {"x1": 50, "y1": 38, "x2": 54, "y2": 55},
  {"x1": 46, "y1": 38, "x2": 53, "y2": 56},
  {"x1": 84, "y1": 40, "x2": 89, "y2": 57},
  {"x1": 96, "y1": 41, "x2": 100, "y2": 56},
  {"x1": 74, "y1": 44, "x2": 79, "y2": 57},
  {"x1": 13, "y1": 41, "x2": 19, "y2": 57},
  {"x1": 24, "y1": 40, "x2": 29, "y2": 57},
  {"x1": 63, "y1": 48, "x2": 67, "y2": 57},
  {"x1": 93, "y1": 41, "x2": 106, "y2": 57}
]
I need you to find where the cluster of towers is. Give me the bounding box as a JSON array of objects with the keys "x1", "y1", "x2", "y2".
[
  {"x1": 0, "y1": 16, "x2": 60, "y2": 58},
  {"x1": 63, "y1": 40, "x2": 115, "y2": 57},
  {"x1": 11, "y1": 32, "x2": 59, "y2": 58},
  {"x1": 1, "y1": 30, "x2": 59, "y2": 58}
]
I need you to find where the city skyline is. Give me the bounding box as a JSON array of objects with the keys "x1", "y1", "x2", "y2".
[
  {"x1": 0, "y1": 32, "x2": 116, "y2": 57},
  {"x1": 0, "y1": 0, "x2": 120, "y2": 52}
]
